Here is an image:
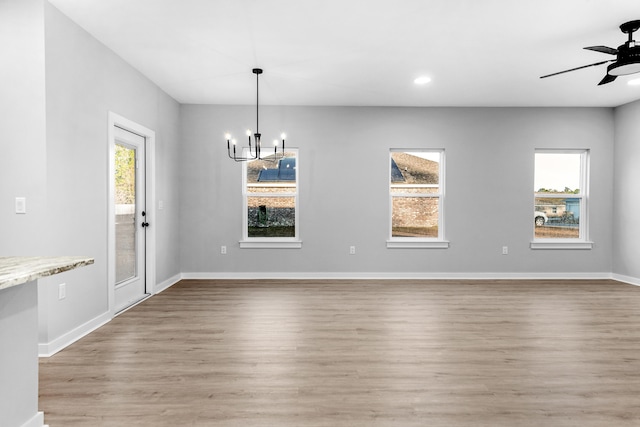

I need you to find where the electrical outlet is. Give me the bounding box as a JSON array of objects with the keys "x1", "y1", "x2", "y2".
[
  {"x1": 502, "y1": 246, "x2": 508, "y2": 255},
  {"x1": 58, "y1": 283, "x2": 66, "y2": 300},
  {"x1": 350, "y1": 246, "x2": 356, "y2": 255},
  {"x1": 221, "y1": 245, "x2": 227, "y2": 254}
]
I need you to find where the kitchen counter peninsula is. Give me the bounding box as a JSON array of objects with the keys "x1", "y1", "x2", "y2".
[
  {"x1": 0, "y1": 256, "x2": 94, "y2": 290},
  {"x1": 0, "y1": 256, "x2": 93, "y2": 427}
]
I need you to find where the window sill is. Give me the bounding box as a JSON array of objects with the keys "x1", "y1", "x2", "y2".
[
  {"x1": 530, "y1": 241, "x2": 593, "y2": 250},
  {"x1": 387, "y1": 240, "x2": 450, "y2": 249},
  {"x1": 239, "y1": 240, "x2": 302, "y2": 249}
]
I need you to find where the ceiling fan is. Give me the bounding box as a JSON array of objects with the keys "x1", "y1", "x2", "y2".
[{"x1": 541, "y1": 19, "x2": 640, "y2": 85}]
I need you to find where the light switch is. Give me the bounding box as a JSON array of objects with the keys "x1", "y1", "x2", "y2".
[{"x1": 15, "y1": 197, "x2": 26, "y2": 214}]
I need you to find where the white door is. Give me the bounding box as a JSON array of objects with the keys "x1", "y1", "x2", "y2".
[{"x1": 113, "y1": 126, "x2": 148, "y2": 312}]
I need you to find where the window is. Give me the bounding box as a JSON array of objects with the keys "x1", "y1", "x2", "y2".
[
  {"x1": 532, "y1": 149, "x2": 591, "y2": 249},
  {"x1": 387, "y1": 149, "x2": 448, "y2": 248},
  {"x1": 241, "y1": 150, "x2": 301, "y2": 248}
]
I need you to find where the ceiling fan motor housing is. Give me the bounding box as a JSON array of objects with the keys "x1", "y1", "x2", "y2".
[
  {"x1": 609, "y1": 20, "x2": 640, "y2": 76},
  {"x1": 608, "y1": 44, "x2": 640, "y2": 76}
]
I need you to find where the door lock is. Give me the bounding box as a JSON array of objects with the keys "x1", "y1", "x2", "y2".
[{"x1": 141, "y1": 210, "x2": 149, "y2": 228}]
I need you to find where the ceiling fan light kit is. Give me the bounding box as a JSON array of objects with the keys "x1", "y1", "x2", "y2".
[
  {"x1": 607, "y1": 51, "x2": 640, "y2": 76},
  {"x1": 541, "y1": 19, "x2": 640, "y2": 85}
]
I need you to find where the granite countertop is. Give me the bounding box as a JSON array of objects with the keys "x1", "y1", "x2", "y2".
[{"x1": 0, "y1": 256, "x2": 94, "y2": 291}]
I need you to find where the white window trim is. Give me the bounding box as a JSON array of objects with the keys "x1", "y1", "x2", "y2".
[
  {"x1": 387, "y1": 149, "x2": 448, "y2": 249},
  {"x1": 240, "y1": 148, "x2": 301, "y2": 249},
  {"x1": 530, "y1": 149, "x2": 591, "y2": 250},
  {"x1": 530, "y1": 241, "x2": 593, "y2": 250},
  {"x1": 239, "y1": 239, "x2": 302, "y2": 249},
  {"x1": 387, "y1": 240, "x2": 450, "y2": 249}
]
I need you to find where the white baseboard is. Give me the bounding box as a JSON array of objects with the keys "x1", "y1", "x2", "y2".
[
  {"x1": 154, "y1": 273, "x2": 182, "y2": 294},
  {"x1": 21, "y1": 411, "x2": 45, "y2": 427},
  {"x1": 37, "y1": 274, "x2": 180, "y2": 357},
  {"x1": 181, "y1": 271, "x2": 614, "y2": 280},
  {"x1": 38, "y1": 311, "x2": 111, "y2": 357},
  {"x1": 611, "y1": 273, "x2": 640, "y2": 286}
]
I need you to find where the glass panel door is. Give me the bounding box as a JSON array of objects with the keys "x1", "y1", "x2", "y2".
[
  {"x1": 115, "y1": 143, "x2": 137, "y2": 283},
  {"x1": 113, "y1": 126, "x2": 146, "y2": 313}
]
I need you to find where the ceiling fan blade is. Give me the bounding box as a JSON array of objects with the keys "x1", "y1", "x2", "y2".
[
  {"x1": 598, "y1": 74, "x2": 617, "y2": 85},
  {"x1": 540, "y1": 59, "x2": 613, "y2": 79},
  {"x1": 584, "y1": 45, "x2": 618, "y2": 55}
]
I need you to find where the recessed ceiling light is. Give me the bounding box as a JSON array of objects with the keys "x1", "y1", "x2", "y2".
[
  {"x1": 414, "y1": 76, "x2": 431, "y2": 85},
  {"x1": 628, "y1": 77, "x2": 640, "y2": 86}
]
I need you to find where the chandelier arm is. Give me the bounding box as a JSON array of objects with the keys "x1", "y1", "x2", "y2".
[{"x1": 227, "y1": 139, "x2": 252, "y2": 162}]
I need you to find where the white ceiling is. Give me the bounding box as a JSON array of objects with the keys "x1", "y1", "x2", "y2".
[{"x1": 48, "y1": 0, "x2": 640, "y2": 107}]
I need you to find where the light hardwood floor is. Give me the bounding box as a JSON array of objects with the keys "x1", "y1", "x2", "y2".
[{"x1": 40, "y1": 279, "x2": 640, "y2": 426}]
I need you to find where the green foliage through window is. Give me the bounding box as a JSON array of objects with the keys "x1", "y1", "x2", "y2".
[{"x1": 115, "y1": 144, "x2": 135, "y2": 204}]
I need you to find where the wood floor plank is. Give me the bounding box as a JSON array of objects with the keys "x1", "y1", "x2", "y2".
[{"x1": 39, "y1": 279, "x2": 640, "y2": 426}]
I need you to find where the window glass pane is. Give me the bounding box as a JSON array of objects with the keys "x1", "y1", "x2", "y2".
[
  {"x1": 247, "y1": 196, "x2": 295, "y2": 238},
  {"x1": 392, "y1": 196, "x2": 439, "y2": 238},
  {"x1": 247, "y1": 152, "x2": 297, "y2": 185},
  {"x1": 243, "y1": 149, "x2": 299, "y2": 241},
  {"x1": 534, "y1": 152, "x2": 581, "y2": 194},
  {"x1": 391, "y1": 151, "x2": 440, "y2": 185},
  {"x1": 114, "y1": 143, "x2": 136, "y2": 283},
  {"x1": 389, "y1": 150, "x2": 443, "y2": 240},
  {"x1": 534, "y1": 197, "x2": 580, "y2": 239}
]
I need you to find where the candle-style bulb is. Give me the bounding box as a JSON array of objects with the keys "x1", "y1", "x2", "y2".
[
  {"x1": 246, "y1": 129, "x2": 252, "y2": 136},
  {"x1": 225, "y1": 133, "x2": 231, "y2": 140},
  {"x1": 232, "y1": 139, "x2": 237, "y2": 145},
  {"x1": 281, "y1": 133, "x2": 286, "y2": 140}
]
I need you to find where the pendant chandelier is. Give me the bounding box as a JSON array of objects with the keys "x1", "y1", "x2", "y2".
[{"x1": 225, "y1": 68, "x2": 286, "y2": 162}]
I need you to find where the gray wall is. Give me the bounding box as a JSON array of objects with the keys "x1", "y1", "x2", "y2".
[
  {"x1": 36, "y1": 3, "x2": 181, "y2": 347},
  {"x1": 180, "y1": 105, "x2": 614, "y2": 276},
  {"x1": 613, "y1": 99, "x2": 640, "y2": 280},
  {"x1": 0, "y1": 0, "x2": 632, "y2": 358},
  {"x1": 0, "y1": 0, "x2": 47, "y2": 256}
]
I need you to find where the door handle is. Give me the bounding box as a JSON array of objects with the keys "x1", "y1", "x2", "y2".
[{"x1": 141, "y1": 210, "x2": 149, "y2": 228}]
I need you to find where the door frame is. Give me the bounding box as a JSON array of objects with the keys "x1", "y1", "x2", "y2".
[{"x1": 107, "y1": 112, "x2": 156, "y2": 316}]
